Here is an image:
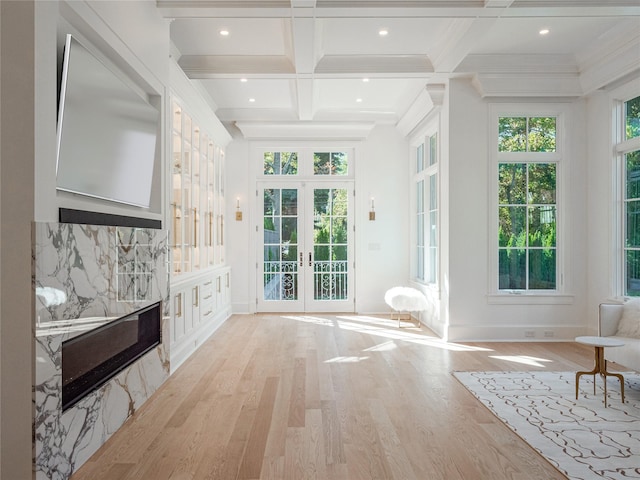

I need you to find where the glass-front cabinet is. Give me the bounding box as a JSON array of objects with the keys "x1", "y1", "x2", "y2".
[
  {"x1": 171, "y1": 101, "x2": 225, "y2": 275},
  {"x1": 168, "y1": 89, "x2": 231, "y2": 372},
  {"x1": 215, "y1": 147, "x2": 225, "y2": 265}
]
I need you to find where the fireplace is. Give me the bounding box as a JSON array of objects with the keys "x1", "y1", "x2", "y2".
[{"x1": 62, "y1": 301, "x2": 162, "y2": 411}]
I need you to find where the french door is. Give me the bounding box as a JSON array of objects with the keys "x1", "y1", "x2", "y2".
[{"x1": 257, "y1": 181, "x2": 354, "y2": 312}]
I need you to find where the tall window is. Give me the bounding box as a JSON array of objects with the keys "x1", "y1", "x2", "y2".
[
  {"x1": 497, "y1": 116, "x2": 557, "y2": 291},
  {"x1": 621, "y1": 95, "x2": 640, "y2": 295},
  {"x1": 414, "y1": 134, "x2": 438, "y2": 284}
]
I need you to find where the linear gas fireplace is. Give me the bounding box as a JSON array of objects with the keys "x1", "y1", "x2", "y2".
[{"x1": 62, "y1": 301, "x2": 162, "y2": 411}]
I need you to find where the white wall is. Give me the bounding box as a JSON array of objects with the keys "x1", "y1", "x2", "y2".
[
  {"x1": 225, "y1": 136, "x2": 252, "y2": 313},
  {"x1": 446, "y1": 78, "x2": 590, "y2": 341},
  {"x1": 225, "y1": 125, "x2": 410, "y2": 315},
  {"x1": 35, "y1": 0, "x2": 170, "y2": 224},
  {"x1": 585, "y1": 91, "x2": 615, "y2": 326},
  {"x1": 356, "y1": 125, "x2": 410, "y2": 313}
]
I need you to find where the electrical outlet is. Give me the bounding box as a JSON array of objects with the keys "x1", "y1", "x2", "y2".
[{"x1": 524, "y1": 330, "x2": 535, "y2": 338}]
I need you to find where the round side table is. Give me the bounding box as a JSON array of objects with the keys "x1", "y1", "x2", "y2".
[{"x1": 575, "y1": 335, "x2": 625, "y2": 407}]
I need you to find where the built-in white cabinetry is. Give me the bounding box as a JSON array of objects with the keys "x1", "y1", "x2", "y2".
[
  {"x1": 168, "y1": 97, "x2": 231, "y2": 372},
  {"x1": 215, "y1": 269, "x2": 231, "y2": 311},
  {"x1": 170, "y1": 266, "x2": 231, "y2": 373}
]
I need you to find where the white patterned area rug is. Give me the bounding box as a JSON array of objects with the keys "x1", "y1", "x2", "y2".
[{"x1": 453, "y1": 371, "x2": 640, "y2": 480}]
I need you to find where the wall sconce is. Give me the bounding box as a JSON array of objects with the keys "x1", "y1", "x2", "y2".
[
  {"x1": 235, "y1": 197, "x2": 243, "y2": 221},
  {"x1": 369, "y1": 197, "x2": 375, "y2": 221}
]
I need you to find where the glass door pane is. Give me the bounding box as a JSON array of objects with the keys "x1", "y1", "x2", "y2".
[
  {"x1": 312, "y1": 188, "x2": 348, "y2": 300},
  {"x1": 256, "y1": 182, "x2": 353, "y2": 313},
  {"x1": 258, "y1": 185, "x2": 304, "y2": 312},
  {"x1": 305, "y1": 184, "x2": 353, "y2": 311}
]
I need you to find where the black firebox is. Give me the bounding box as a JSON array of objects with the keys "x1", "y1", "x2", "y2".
[{"x1": 62, "y1": 301, "x2": 161, "y2": 411}]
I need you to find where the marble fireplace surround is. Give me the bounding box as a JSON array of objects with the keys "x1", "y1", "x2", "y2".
[{"x1": 33, "y1": 222, "x2": 170, "y2": 480}]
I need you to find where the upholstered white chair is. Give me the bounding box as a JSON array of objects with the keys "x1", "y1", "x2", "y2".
[{"x1": 384, "y1": 286, "x2": 428, "y2": 328}]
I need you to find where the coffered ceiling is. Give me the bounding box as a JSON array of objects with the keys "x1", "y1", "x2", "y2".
[{"x1": 158, "y1": 0, "x2": 640, "y2": 127}]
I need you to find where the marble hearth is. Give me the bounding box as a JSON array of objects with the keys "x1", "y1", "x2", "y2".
[{"x1": 33, "y1": 222, "x2": 170, "y2": 480}]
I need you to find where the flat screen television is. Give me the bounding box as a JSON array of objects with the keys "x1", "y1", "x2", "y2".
[{"x1": 56, "y1": 34, "x2": 159, "y2": 209}]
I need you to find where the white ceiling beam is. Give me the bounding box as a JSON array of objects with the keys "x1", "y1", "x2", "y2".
[
  {"x1": 234, "y1": 120, "x2": 376, "y2": 139},
  {"x1": 290, "y1": 8, "x2": 317, "y2": 119},
  {"x1": 296, "y1": 78, "x2": 315, "y2": 120},
  {"x1": 579, "y1": 32, "x2": 640, "y2": 95},
  {"x1": 157, "y1": 1, "x2": 640, "y2": 18},
  {"x1": 577, "y1": 21, "x2": 640, "y2": 94},
  {"x1": 216, "y1": 108, "x2": 299, "y2": 122},
  {"x1": 430, "y1": 17, "x2": 497, "y2": 74},
  {"x1": 178, "y1": 55, "x2": 295, "y2": 77},
  {"x1": 315, "y1": 55, "x2": 433, "y2": 74},
  {"x1": 291, "y1": 0, "x2": 316, "y2": 8},
  {"x1": 291, "y1": 17, "x2": 316, "y2": 74},
  {"x1": 484, "y1": 0, "x2": 514, "y2": 7}
]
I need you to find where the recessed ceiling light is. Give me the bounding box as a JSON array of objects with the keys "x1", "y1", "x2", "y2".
[
  {"x1": 356, "y1": 98, "x2": 363, "y2": 103},
  {"x1": 379, "y1": 29, "x2": 388, "y2": 36},
  {"x1": 539, "y1": 28, "x2": 550, "y2": 35},
  {"x1": 249, "y1": 98, "x2": 256, "y2": 103},
  {"x1": 219, "y1": 29, "x2": 230, "y2": 36},
  {"x1": 240, "y1": 78, "x2": 248, "y2": 83},
  {"x1": 363, "y1": 78, "x2": 370, "y2": 83}
]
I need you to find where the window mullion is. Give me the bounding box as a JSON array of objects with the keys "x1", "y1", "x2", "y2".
[{"x1": 525, "y1": 165, "x2": 530, "y2": 290}]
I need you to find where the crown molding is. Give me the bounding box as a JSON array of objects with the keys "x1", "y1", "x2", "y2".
[
  {"x1": 396, "y1": 83, "x2": 446, "y2": 136},
  {"x1": 456, "y1": 54, "x2": 578, "y2": 75},
  {"x1": 169, "y1": 61, "x2": 232, "y2": 146},
  {"x1": 234, "y1": 121, "x2": 376, "y2": 139},
  {"x1": 578, "y1": 24, "x2": 640, "y2": 94},
  {"x1": 472, "y1": 73, "x2": 582, "y2": 97}
]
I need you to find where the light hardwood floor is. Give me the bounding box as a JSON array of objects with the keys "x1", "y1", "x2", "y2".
[{"x1": 72, "y1": 313, "x2": 596, "y2": 480}]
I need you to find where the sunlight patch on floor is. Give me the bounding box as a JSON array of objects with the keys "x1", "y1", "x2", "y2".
[
  {"x1": 489, "y1": 355, "x2": 553, "y2": 367},
  {"x1": 324, "y1": 356, "x2": 370, "y2": 363},
  {"x1": 281, "y1": 315, "x2": 337, "y2": 327},
  {"x1": 363, "y1": 341, "x2": 397, "y2": 352},
  {"x1": 337, "y1": 315, "x2": 493, "y2": 352},
  {"x1": 280, "y1": 314, "x2": 493, "y2": 352}
]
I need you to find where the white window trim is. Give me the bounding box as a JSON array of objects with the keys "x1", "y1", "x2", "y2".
[
  {"x1": 487, "y1": 104, "x2": 573, "y2": 305},
  {"x1": 252, "y1": 142, "x2": 356, "y2": 180},
  {"x1": 247, "y1": 141, "x2": 359, "y2": 314},
  {"x1": 613, "y1": 89, "x2": 640, "y2": 298},
  {"x1": 410, "y1": 125, "x2": 439, "y2": 289}
]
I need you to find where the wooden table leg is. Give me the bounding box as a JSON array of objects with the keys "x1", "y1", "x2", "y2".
[
  {"x1": 576, "y1": 348, "x2": 599, "y2": 400},
  {"x1": 576, "y1": 346, "x2": 625, "y2": 407}
]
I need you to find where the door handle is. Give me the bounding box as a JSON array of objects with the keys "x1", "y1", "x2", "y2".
[
  {"x1": 171, "y1": 203, "x2": 177, "y2": 246},
  {"x1": 175, "y1": 292, "x2": 182, "y2": 317},
  {"x1": 193, "y1": 208, "x2": 197, "y2": 248},
  {"x1": 309, "y1": 252, "x2": 312, "y2": 267},
  {"x1": 299, "y1": 251, "x2": 303, "y2": 267}
]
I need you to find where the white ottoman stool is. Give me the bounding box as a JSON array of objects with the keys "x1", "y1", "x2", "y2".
[{"x1": 384, "y1": 286, "x2": 428, "y2": 328}]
